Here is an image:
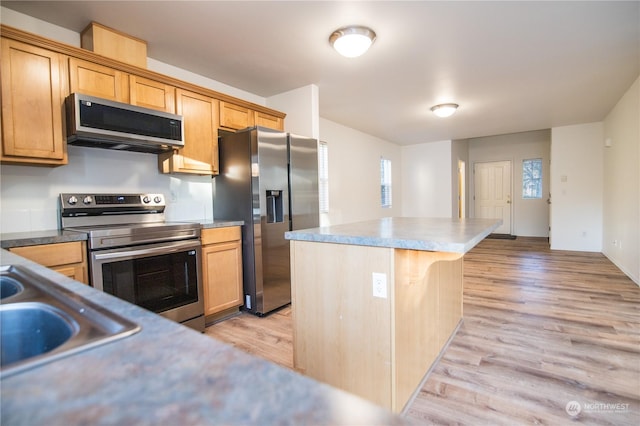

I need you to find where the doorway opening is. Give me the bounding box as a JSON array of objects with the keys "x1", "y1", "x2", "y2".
[{"x1": 458, "y1": 160, "x2": 466, "y2": 218}]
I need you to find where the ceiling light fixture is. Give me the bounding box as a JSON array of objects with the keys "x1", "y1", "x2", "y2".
[
  {"x1": 329, "y1": 26, "x2": 376, "y2": 58},
  {"x1": 430, "y1": 103, "x2": 459, "y2": 118}
]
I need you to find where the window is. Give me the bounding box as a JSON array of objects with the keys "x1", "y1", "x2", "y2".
[
  {"x1": 318, "y1": 141, "x2": 329, "y2": 213},
  {"x1": 380, "y1": 158, "x2": 392, "y2": 207},
  {"x1": 522, "y1": 158, "x2": 543, "y2": 199}
]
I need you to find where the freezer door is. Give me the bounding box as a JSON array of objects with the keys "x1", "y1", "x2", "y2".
[
  {"x1": 256, "y1": 128, "x2": 290, "y2": 314},
  {"x1": 289, "y1": 134, "x2": 320, "y2": 231}
]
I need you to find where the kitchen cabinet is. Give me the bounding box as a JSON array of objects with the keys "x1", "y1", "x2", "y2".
[
  {"x1": 2, "y1": 25, "x2": 286, "y2": 171},
  {"x1": 158, "y1": 89, "x2": 219, "y2": 175},
  {"x1": 220, "y1": 101, "x2": 284, "y2": 131},
  {"x1": 1, "y1": 38, "x2": 68, "y2": 166},
  {"x1": 201, "y1": 226, "x2": 243, "y2": 318},
  {"x1": 9, "y1": 241, "x2": 89, "y2": 284},
  {"x1": 254, "y1": 110, "x2": 284, "y2": 131},
  {"x1": 68, "y1": 57, "x2": 129, "y2": 102},
  {"x1": 129, "y1": 75, "x2": 176, "y2": 113},
  {"x1": 219, "y1": 101, "x2": 253, "y2": 130}
]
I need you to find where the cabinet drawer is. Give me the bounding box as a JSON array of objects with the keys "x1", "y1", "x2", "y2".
[
  {"x1": 10, "y1": 241, "x2": 86, "y2": 267},
  {"x1": 201, "y1": 226, "x2": 241, "y2": 245}
]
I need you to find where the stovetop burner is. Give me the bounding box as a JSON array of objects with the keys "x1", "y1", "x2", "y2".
[{"x1": 60, "y1": 193, "x2": 201, "y2": 249}]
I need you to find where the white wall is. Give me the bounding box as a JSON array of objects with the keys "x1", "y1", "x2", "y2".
[
  {"x1": 0, "y1": 148, "x2": 213, "y2": 233},
  {"x1": 550, "y1": 123, "x2": 604, "y2": 252},
  {"x1": 319, "y1": 118, "x2": 402, "y2": 226},
  {"x1": 602, "y1": 76, "x2": 639, "y2": 284},
  {"x1": 468, "y1": 130, "x2": 551, "y2": 237},
  {"x1": 267, "y1": 85, "x2": 319, "y2": 139},
  {"x1": 401, "y1": 141, "x2": 453, "y2": 218}
]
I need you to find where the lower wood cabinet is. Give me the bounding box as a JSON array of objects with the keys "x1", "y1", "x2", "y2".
[
  {"x1": 201, "y1": 226, "x2": 243, "y2": 317},
  {"x1": 9, "y1": 241, "x2": 89, "y2": 284}
]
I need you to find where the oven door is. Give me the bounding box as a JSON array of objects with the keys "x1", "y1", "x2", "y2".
[{"x1": 89, "y1": 239, "x2": 203, "y2": 326}]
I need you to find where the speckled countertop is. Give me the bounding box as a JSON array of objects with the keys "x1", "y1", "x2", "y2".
[
  {"x1": 285, "y1": 217, "x2": 502, "y2": 253},
  {"x1": 0, "y1": 220, "x2": 243, "y2": 249},
  {"x1": 0, "y1": 249, "x2": 411, "y2": 425}
]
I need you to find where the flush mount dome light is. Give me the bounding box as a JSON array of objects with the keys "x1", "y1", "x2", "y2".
[
  {"x1": 430, "y1": 103, "x2": 459, "y2": 118},
  {"x1": 329, "y1": 26, "x2": 376, "y2": 58}
]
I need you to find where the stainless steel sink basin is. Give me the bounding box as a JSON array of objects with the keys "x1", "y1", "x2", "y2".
[
  {"x1": 0, "y1": 265, "x2": 141, "y2": 377},
  {"x1": 1, "y1": 276, "x2": 23, "y2": 299},
  {"x1": 1, "y1": 302, "x2": 78, "y2": 365}
]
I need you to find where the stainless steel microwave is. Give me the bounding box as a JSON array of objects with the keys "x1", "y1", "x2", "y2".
[{"x1": 65, "y1": 93, "x2": 184, "y2": 154}]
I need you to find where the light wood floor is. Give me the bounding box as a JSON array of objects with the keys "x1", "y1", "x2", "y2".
[{"x1": 205, "y1": 237, "x2": 640, "y2": 425}]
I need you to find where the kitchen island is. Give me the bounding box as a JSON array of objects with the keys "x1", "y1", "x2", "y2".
[
  {"x1": 0, "y1": 249, "x2": 411, "y2": 425},
  {"x1": 285, "y1": 217, "x2": 501, "y2": 413}
]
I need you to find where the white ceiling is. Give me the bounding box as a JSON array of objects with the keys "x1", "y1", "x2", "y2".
[{"x1": 3, "y1": 1, "x2": 638, "y2": 146}]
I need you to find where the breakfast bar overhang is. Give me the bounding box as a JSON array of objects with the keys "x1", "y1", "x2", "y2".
[{"x1": 285, "y1": 217, "x2": 501, "y2": 412}]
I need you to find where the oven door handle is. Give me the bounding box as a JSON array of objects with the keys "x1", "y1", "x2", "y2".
[{"x1": 92, "y1": 240, "x2": 199, "y2": 261}]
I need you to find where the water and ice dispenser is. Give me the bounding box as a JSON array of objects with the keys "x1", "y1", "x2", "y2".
[{"x1": 266, "y1": 190, "x2": 284, "y2": 223}]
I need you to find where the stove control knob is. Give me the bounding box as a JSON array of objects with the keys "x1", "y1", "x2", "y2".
[
  {"x1": 154, "y1": 196, "x2": 162, "y2": 204},
  {"x1": 67, "y1": 196, "x2": 78, "y2": 205},
  {"x1": 83, "y1": 196, "x2": 93, "y2": 205},
  {"x1": 143, "y1": 196, "x2": 151, "y2": 204}
]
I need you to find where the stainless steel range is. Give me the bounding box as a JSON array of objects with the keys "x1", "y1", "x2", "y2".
[{"x1": 60, "y1": 193, "x2": 204, "y2": 332}]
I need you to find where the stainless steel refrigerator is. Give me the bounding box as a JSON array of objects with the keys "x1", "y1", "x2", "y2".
[{"x1": 213, "y1": 127, "x2": 319, "y2": 315}]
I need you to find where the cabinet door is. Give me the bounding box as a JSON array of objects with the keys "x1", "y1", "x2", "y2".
[
  {"x1": 202, "y1": 240, "x2": 243, "y2": 316},
  {"x1": 219, "y1": 101, "x2": 254, "y2": 130},
  {"x1": 254, "y1": 111, "x2": 284, "y2": 131},
  {"x1": 159, "y1": 89, "x2": 218, "y2": 175},
  {"x1": 9, "y1": 241, "x2": 89, "y2": 285},
  {"x1": 129, "y1": 75, "x2": 176, "y2": 113},
  {"x1": 68, "y1": 57, "x2": 129, "y2": 102},
  {"x1": 53, "y1": 265, "x2": 88, "y2": 284},
  {"x1": 1, "y1": 38, "x2": 68, "y2": 165}
]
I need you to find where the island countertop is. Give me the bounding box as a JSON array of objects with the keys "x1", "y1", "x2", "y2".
[
  {"x1": 285, "y1": 217, "x2": 502, "y2": 253},
  {"x1": 0, "y1": 249, "x2": 411, "y2": 426}
]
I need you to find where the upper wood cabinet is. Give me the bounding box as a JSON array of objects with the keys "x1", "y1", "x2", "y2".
[
  {"x1": 219, "y1": 101, "x2": 253, "y2": 130},
  {"x1": 254, "y1": 110, "x2": 284, "y2": 131},
  {"x1": 158, "y1": 89, "x2": 219, "y2": 175},
  {"x1": 1, "y1": 25, "x2": 286, "y2": 169},
  {"x1": 1, "y1": 38, "x2": 68, "y2": 166},
  {"x1": 68, "y1": 57, "x2": 129, "y2": 102},
  {"x1": 129, "y1": 75, "x2": 176, "y2": 113},
  {"x1": 220, "y1": 101, "x2": 284, "y2": 131}
]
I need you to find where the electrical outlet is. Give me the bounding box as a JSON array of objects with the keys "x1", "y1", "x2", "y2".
[{"x1": 372, "y1": 272, "x2": 387, "y2": 299}]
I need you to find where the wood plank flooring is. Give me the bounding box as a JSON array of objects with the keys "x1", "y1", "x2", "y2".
[{"x1": 205, "y1": 237, "x2": 640, "y2": 425}]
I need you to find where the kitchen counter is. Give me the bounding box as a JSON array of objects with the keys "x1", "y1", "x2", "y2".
[
  {"x1": 285, "y1": 217, "x2": 500, "y2": 413},
  {"x1": 0, "y1": 249, "x2": 411, "y2": 425},
  {"x1": 188, "y1": 219, "x2": 245, "y2": 229},
  {"x1": 285, "y1": 216, "x2": 501, "y2": 253},
  {"x1": 0, "y1": 220, "x2": 243, "y2": 249},
  {"x1": 0, "y1": 229, "x2": 87, "y2": 249}
]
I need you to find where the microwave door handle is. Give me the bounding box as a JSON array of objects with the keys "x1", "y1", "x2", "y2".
[{"x1": 93, "y1": 242, "x2": 195, "y2": 261}]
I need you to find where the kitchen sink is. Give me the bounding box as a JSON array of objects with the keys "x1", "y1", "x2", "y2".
[
  {"x1": 0, "y1": 265, "x2": 141, "y2": 377},
  {"x1": 1, "y1": 276, "x2": 23, "y2": 299}
]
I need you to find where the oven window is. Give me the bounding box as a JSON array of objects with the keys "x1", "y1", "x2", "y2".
[{"x1": 102, "y1": 250, "x2": 198, "y2": 313}]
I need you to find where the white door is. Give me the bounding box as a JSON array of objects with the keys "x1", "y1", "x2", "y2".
[{"x1": 474, "y1": 161, "x2": 512, "y2": 234}]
